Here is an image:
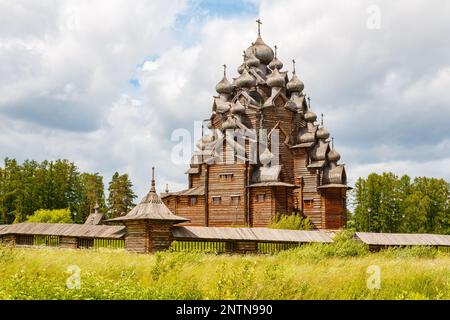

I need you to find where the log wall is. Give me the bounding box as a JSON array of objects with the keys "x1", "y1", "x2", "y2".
[
  {"x1": 124, "y1": 221, "x2": 148, "y2": 253},
  {"x1": 148, "y1": 222, "x2": 174, "y2": 252},
  {"x1": 232, "y1": 240, "x2": 258, "y2": 254},
  {"x1": 1, "y1": 234, "x2": 15, "y2": 246},
  {"x1": 250, "y1": 187, "x2": 273, "y2": 227},
  {"x1": 293, "y1": 148, "x2": 323, "y2": 228},
  {"x1": 172, "y1": 196, "x2": 206, "y2": 226},
  {"x1": 60, "y1": 236, "x2": 77, "y2": 249},
  {"x1": 207, "y1": 163, "x2": 247, "y2": 227},
  {"x1": 322, "y1": 188, "x2": 347, "y2": 229}
]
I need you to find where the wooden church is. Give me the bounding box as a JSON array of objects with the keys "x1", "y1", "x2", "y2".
[{"x1": 162, "y1": 21, "x2": 350, "y2": 230}]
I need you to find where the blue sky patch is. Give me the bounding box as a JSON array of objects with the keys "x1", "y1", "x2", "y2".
[
  {"x1": 129, "y1": 78, "x2": 140, "y2": 88},
  {"x1": 173, "y1": 0, "x2": 258, "y2": 46}
]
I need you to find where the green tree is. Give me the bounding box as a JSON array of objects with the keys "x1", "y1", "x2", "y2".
[
  {"x1": 79, "y1": 173, "x2": 106, "y2": 223},
  {"x1": 400, "y1": 191, "x2": 429, "y2": 233},
  {"x1": 107, "y1": 172, "x2": 137, "y2": 218},
  {"x1": 351, "y1": 172, "x2": 450, "y2": 234},
  {"x1": 26, "y1": 208, "x2": 73, "y2": 224},
  {"x1": 0, "y1": 158, "x2": 107, "y2": 224}
]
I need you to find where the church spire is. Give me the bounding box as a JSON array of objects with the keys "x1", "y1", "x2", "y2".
[{"x1": 150, "y1": 167, "x2": 156, "y2": 192}]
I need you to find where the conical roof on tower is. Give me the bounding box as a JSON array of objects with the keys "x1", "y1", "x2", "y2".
[{"x1": 107, "y1": 167, "x2": 189, "y2": 223}]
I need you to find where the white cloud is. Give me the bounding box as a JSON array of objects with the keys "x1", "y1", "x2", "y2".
[{"x1": 1, "y1": 0, "x2": 450, "y2": 199}]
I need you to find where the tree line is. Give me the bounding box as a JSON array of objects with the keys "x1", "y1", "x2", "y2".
[
  {"x1": 350, "y1": 173, "x2": 450, "y2": 234},
  {"x1": 2, "y1": 158, "x2": 450, "y2": 235},
  {"x1": 0, "y1": 158, "x2": 137, "y2": 224}
]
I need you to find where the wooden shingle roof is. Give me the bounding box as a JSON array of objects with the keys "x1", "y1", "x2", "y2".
[
  {"x1": 108, "y1": 191, "x2": 189, "y2": 223},
  {"x1": 166, "y1": 186, "x2": 205, "y2": 197},
  {"x1": 107, "y1": 167, "x2": 189, "y2": 223},
  {"x1": 0, "y1": 223, "x2": 125, "y2": 239},
  {"x1": 173, "y1": 226, "x2": 333, "y2": 243},
  {"x1": 355, "y1": 232, "x2": 450, "y2": 246},
  {"x1": 248, "y1": 182, "x2": 296, "y2": 188}
]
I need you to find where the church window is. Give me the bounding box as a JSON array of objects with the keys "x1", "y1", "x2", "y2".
[
  {"x1": 304, "y1": 199, "x2": 314, "y2": 209},
  {"x1": 212, "y1": 196, "x2": 221, "y2": 205},
  {"x1": 257, "y1": 194, "x2": 265, "y2": 203},
  {"x1": 219, "y1": 173, "x2": 234, "y2": 181},
  {"x1": 189, "y1": 196, "x2": 197, "y2": 206}
]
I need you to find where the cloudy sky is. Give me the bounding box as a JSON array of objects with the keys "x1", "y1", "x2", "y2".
[{"x1": 1, "y1": 0, "x2": 450, "y2": 199}]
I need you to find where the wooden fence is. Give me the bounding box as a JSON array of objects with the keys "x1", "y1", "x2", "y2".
[
  {"x1": 170, "y1": 240, "x2": 304, "y2": 254},
  {"x1": 171, "y1": 240, "x2": 229, "y2": 253},
  {"x1": 257, "y1": 242, "x2": 303, "y2": 253},
  {"x1": 34, "y1": 235, "x2": 60, "y2": 247},
  {"x1": 9, "y1": 234, "x2": 124, "y2": 250}
]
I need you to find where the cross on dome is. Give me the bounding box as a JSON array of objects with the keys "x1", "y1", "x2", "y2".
[{"x1": 256, "y1": 18, "x2": 262, "y2": 35}]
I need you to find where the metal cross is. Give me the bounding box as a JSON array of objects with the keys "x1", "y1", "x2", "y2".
[
  {"x1": 274, "y1": 45, "x2": 278, "y2": 58},
  {"x1": 321, "y1": 113, "x2": 324, "y2": 126},
  {"x1": 223, "y1": 64, "x2": 227, "y2": 77},
  {"x1": 256, "y1": 18, "x2": 262, "y2": 35},
  {"x1": 292, "y1": 59, "x2": 296, "y2": 74}
]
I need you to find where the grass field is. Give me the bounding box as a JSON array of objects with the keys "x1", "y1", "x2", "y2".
[{"x1": 1, "y1": 241, "x2": 450, "y2": 300}]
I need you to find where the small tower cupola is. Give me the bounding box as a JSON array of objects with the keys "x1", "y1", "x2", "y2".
[
  {"x1": 269, "y1": 45, "x2": 283, "y2": 70},
  {"x1": 287, "y1": 59, "x2": 305, "y2": 94},
  {"x1": 316, "y1": 114, "x2": 330, "y2": 140},
  {"x1": 215, "y1": 64, "x2": 233, "y2": 95}
]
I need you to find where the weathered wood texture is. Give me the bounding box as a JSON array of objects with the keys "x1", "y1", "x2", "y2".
[
  {"x1": 322, "y1": 188, "x2": 346, "y2": 229},
  {"x1": 172, "y1": 226, "x2": 334, "y2": 243},
  {"x1": 1, "y1": 234, "x2": 15, "y2": 246},
  {"x1": 355, "y1": 232, "x2": 450, "y2": 246},
  {"x1": 60, "y1": 236, "x2": 77, "y2": 249},
  {"x1": 164, "y1": 94, "x2": 347, "y2": 230},
  {"x1": 122, "y1": 220, "x2": 175, "y2": 254},
  {"x1": 148, "y1": 222, "x2": 174, "y2": 252},
  {"x1": 207, "y1": 163, "x2": 247, "y2": 227},
  {"x1": 169, "y1": 195, "x2": 206, "y2": 226},
  {"x1": 123, "y1": 221, "x2": 148, "y2": 253},
  {"x1": 232, "y1": 241, "x2": 258, "y2": 254},
  {"x1": 292, "y1": 148, "x2": 323, "y2": 228},
  {"x1": 0, "y1": 222, "x2": 125, "y2": 239},
  {"x1": 250, "y1": 187, "x2": 273, "y2": 227}
]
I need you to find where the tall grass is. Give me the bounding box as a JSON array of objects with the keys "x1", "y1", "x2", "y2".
[{"x1": 1, "y1": 242, "x2": 450, "y2": 300}]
